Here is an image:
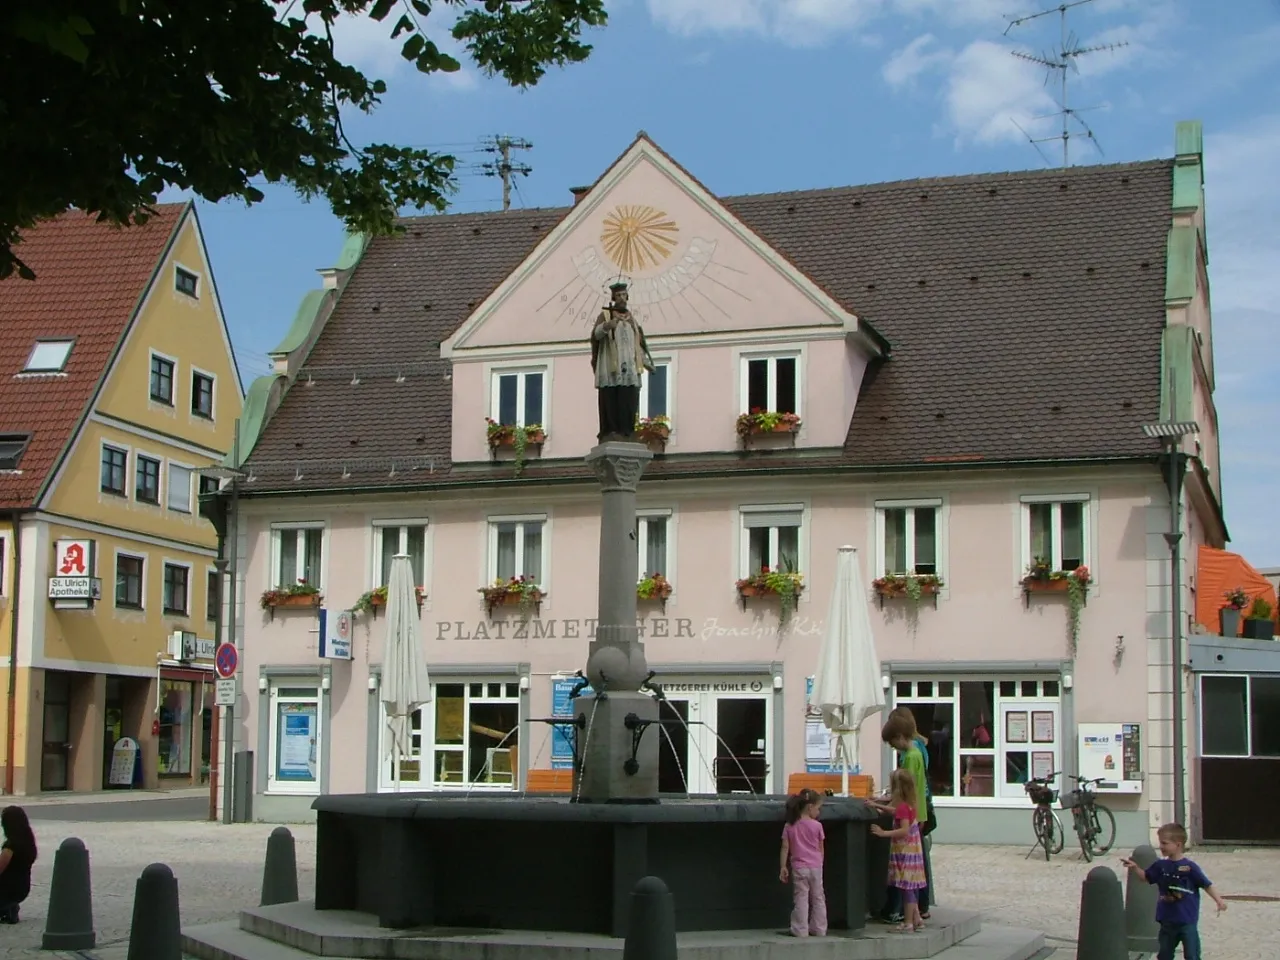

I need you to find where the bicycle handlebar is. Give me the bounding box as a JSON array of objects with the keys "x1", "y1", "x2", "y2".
[{"x1": 1025, "y1": 772, "x2": 1104, "y2": 787}]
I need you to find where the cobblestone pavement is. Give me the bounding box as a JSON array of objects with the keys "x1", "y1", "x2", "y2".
[{"x1": 0, "y1": 819, "x2": 1275, "y2": 959}]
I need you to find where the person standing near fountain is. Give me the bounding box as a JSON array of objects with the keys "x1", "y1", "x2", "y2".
[
  {"x1": 590, "y1": 280, "x2": 655, "y2": 442},
  {"x1": 779, "y1": 788, "x2": 828, "y2": 938}
]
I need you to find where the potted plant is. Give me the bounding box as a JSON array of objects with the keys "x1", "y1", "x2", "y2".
[
  {"x1": 260, "y1": 579, "x2": 322, "y2": 620},
  {"x1": 735, "y1": 409, "x2": 801, "y2": 444},
  {"x1": 735, "y1": 566, "x2": 804, "y2": 623},
  {"x1": 485, "y1": 418, "x2": 547, "y2": 477},
  {"x1": 1021, "y1": 560, "x2": 1091, "y2": 656},
  {"x1": 1243, "y1": 597, "x2": 1275, "y2": 641},
  {"x1": 637, "y1": 572, "x2": 673, "y2": 611},
  {"x1": 353, "y1": 584, "x2": 427, "y2": 618},
  {"x1": 872, "y1": 573, "x2": 944, "y2": 609},
  {"x1": 1220, "y1": 587, "x2": 1248, "y2": 637},
  {"x1": 635, "y1": 415, "x2": 671, "y2": 451},
  {"x1": 478, "y1": 575, "x2": 544, "y2": 617}
]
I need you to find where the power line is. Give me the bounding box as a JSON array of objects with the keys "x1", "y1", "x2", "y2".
[
  {"x1": 476, "y1": 135, "x2": 533, "y2": 212},
  {"x1": 1003, "y1": 0, "x2": 1130, "y2": 167}
]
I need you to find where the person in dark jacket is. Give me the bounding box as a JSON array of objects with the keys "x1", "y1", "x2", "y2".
[{"x1": 0, "y1": 806, "x2": 37, "y2": 923}]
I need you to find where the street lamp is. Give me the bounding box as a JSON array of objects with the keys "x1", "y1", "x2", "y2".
[{"x1": 1141, "y1": 419, "x2": 1199, "y2": 829}]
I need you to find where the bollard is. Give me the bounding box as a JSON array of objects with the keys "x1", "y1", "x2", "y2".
[
  {"x1": 127, "y1": 863, "x2": 181, "y2": 960},
  {"x1": 1077, "y1": 865, "x2": 1128, "y2": 960},
  {"x1": 42, "y1": 837, "x2": 96, "y2": 949},
  {"x1": 622, "y1": 876, "x2": 676, "y2": 960},
  {"x1": 261, "y1": 826, "x2": 300, "y2": 906},
  {"x1": 1124, "y1": 844, "x2": 1160, "y2": 953}
]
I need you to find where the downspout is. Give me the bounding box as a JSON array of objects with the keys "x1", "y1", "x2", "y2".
[{"x1": 5, "y1": 517, "x2": 23, "y2": 795}]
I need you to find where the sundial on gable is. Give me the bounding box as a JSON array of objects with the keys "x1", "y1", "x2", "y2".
[{"x1": 536, "y1": 203, "x2": 751, "y2": 333}]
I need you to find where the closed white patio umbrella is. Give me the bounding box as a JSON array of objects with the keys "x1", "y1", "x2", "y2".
[
  {"x1": 382, "y1": 554, "x2": 432, "y2": 791},
  {"x1": 811, "y1": 546, "x2": 886, "y2": 796}
]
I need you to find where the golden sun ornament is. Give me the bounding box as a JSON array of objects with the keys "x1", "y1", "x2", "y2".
[{"x1": 600, "y1": 205, "x2": 680, "y2": 273}]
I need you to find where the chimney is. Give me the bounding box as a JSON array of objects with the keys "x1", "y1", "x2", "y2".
[{"x1": 570, "y1": 186, "x2": 590, "y2": 206}]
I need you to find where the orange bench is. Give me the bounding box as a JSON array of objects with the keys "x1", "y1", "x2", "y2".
[
  {"x1": 786, "y1": 772, "x2": 874, "y2": 798},
  {"x1": 525, "y1": 768, "x2": 573, "y2": 794}
]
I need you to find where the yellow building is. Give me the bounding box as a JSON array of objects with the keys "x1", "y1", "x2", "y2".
[{"x1": 0, "y1": 204, "x2": 242, "y2": 795}]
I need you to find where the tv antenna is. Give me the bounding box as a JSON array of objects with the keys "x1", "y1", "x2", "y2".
[
  {"x1": 1003, "y1": 0, "x2": 1129, "y2": 167},
  {"x1": 478, "y1": 135, "x2": 533, "y2": 211}
]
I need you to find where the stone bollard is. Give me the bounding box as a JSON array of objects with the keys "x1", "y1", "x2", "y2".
[
  {"x1": 127, "y1": 863, "x2": 181, "y2": 960},
  {"x1": 42, "y1": 837, "x2": 96, "y2": 949},
  {"x1": 1077, "y1": 865, "x2": 1128, "y2": 960},
  {"x1": 261, "y1": 826, "x2": 300, "y2": 906},
  {"x1": 1124, "y1": 844, "x2": 1160, "y2": 953},
  {"x1": 622, "y1": 876, "x2": 676, "y2": 960}
]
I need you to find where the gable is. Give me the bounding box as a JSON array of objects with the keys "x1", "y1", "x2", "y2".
[{"x1": 446, "y1": 138, "x2": 863, "y2": 355}]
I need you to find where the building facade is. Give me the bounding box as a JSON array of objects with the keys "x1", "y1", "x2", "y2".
[
  {"x1": 0, "y1": 204, "x2": 243, "y2": 794},
  {"x1": 219, "y1": 123, "x2": 1228, "y2": 844}
]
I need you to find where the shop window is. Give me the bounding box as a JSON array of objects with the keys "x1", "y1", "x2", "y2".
[
  {"x1": 636, "y1": 512, "x2": 670, "y2": 580},
  {"x1": 491, "y1": 368, "x2": 545, "y2": 427},
  {"x1": 267, "y1": 683, "x2": 322, "y2": 794},
  {"x1": 374, "y1": 522, "x2": 428, "y2": 587},
  {"x1": 1021, "y1": 495, "x2": 1088, "y2": 573},
  {"x1": 192, "y1": 371, "x2": 215, "y2": 418},
  {"x1": 206, "y1": 569, "x2": 220, "y2": 622},
  {"x1": 136, "y1": 455, "x2": 161, "y2": 504},
  {"x1": 742, "y1": 354, "x2": 798, "y2": 414},
  {"x1": 116, "y1": 554, "x2": 144, "y2": 609},
  {"x1": 876, "y1": 500, "x2": 941, "y2": 577},
  {"x1": 167, "y1": 463, "x2": 193, "y2": 512},
  {"x1": 489, "y1": 517, "x2": 544, "y2": 583},
  {"x1": 163, "y1": 563, "x2": 190, "y2": 615},
  {"x1": 157, "y1": 679, "x2": 195, "y2": 776},
  {"x1": 101, "y1": 444, "x2": 128, "y2": 495},
  {"x1": 1200, "y1": 674, "x2": 1280, "y2": 758},
  {"x1": 271, "y1": 525, "x2": 323, "y2": 589},
  {"x1": 640, "y1": 362, "x2": 670, "y2": 419},
  {"x1": 741, "y1": 505, "x2": 802, "y2": 576},
  {"x1": 150, "y1": 353, "x2": 175, "y2": 405}
]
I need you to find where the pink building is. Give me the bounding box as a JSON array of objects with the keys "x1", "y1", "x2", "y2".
[{"x1": 215, "y1": 122, "x2": 1225, "y2": 844}]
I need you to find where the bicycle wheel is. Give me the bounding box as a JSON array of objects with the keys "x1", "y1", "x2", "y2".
[
  {"x1": 1074, "y1": 807, "x2": 1093, "y2": 862},
  {"x1": 1088, "y1": 803, "x2": 1117, "y2": 856},
  {"x1": 1047, "y1": 810, "x2": 1066, "y2": 854},
  {"x1": 1032, "y1": 806, "x2": 1054, "y2": 860}
]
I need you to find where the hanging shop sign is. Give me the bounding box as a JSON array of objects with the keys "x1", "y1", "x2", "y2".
[
  {"x1": 318, "y1": 608, "x2": 354, "y2": 660},
  {"x1": 48, "y1": 538, "x2": 101, "y2": 609}
]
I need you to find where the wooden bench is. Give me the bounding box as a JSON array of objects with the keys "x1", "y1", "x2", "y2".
[
  {"x1": 786, "y1": 772, "x2": 874, "y2": 798},
  {"x1": 525, "y1": 768, "x2": 573, "y2": 794}
]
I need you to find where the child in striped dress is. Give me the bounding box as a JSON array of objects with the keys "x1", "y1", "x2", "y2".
[{"x1": 870, "y1": 769, "x2": 927, "y2": 933}]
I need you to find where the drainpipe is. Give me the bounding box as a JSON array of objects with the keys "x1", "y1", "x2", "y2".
[
  {"x1": 1166, "y1": 447, "x2": 1186, "y2": 827},
  {"x1": 5, "y1": 516, "x2": 23, "y2": 795}
]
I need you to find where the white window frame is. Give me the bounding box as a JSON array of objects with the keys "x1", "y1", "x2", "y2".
[
  {"x1": 489, "y1": 366, "x2": 548, "y2": 428},
  {"x1": 161, "y1": 558, "x2": 192, "y2": 617},
  {"x1": 371, "y1": 519, "x2": 431, "y2": 590},
  {"x1": 166, "y1": 460, "x2": 194, "y2": 513},
  {"x1": 190, "y1": 367, "x2": 216, "y2": 420},
  {"x1": 23, "y1": 340, "x2": 75, "y2": 373},
  {"x1": 1019, "y1": 493, "x2": 1091, "y2": 575},
  {"x1": 738, "y1": 503, "x2": 805, "y2": 577},
  {"x1": 739, "y1": 351, "x2": 802, "y2": 415},
  {"x1": 148, "y1": 350, "x2": 178, "y2": 406},
  {"x1": 174, "y1": 262, "x2": 201, "y2": 299},
  {"x1": 639, "y1": 358, "x2": 672, "y2": 421},
  {"x1": 114, "y1": 549, "x2": 147, "y2": 611},
  {"x1": 135, "y1": 451, "x2": 163, "y2": 505},
  {"x1": 637, "y1": 509, "x2": 673, "y2": 582},
  {"x1": 266, "y1": 681, "x2": 323, "y2": 795},
  {"x1": 486, "y1": 514, "x2": 548, "y2": 586},
  {"x1": 100, "y1": 441, "x2": 130, "y2": 496},
  {"x1": 874, "y1": 498, "x2": 944, "y2": 578},
  {"x1": 269, "y1": 522, "x2": 326, "y2": 590}
]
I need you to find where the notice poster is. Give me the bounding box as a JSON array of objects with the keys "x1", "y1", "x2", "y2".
[
  {"x1": 1121, "y1": 723, "x2": 1142, "y2": 781},
  {"x1": 1032, "y1": 711, "x2": 1055, "y2": 743},
  {"x1": 276, "y1": 704, "x2": 317, "y2": 781},
  {"x1": 550, "y1": 676, "x2": 592, "y2": 770},
  {"x1": 108, "y1": 737, "x2": 139, "y2": 787},
  {"x1": 804, "y1": 676, "x2": 855, "y2": 773},
  {"x1": 1077, "y1": 722, "x2": 1143, "y2": 793},
  {"x1": 1031, "y1": 751, "x2": 1055, "y2": 782},
  {"x1": 1006, "y1": 711, "x2": 1029, "y2": 744}
]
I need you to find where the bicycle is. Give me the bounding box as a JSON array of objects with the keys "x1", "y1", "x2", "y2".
[
  {"x1": 1024, "y1": 773, "x2": 1065, "y2": 861},
  {"x1": 1062, "y1": 774, "x2": 1117, "y2": 862}
]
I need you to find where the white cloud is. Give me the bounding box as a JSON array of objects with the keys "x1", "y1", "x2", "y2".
[
  {"x1": 882, "y1": 33, "x2": 949, "y2": 88},
  {"x1": 645, "y1": 0, "x2": 881, "y2": 46},
  {"x1": 943, "y1": 40, "x2": 1058, "y2": 146},
  {"x1": 890, "y1": 0, "x2": 1027, "y2": 26},
  {"x1": 325, "y1": 12, "x2": 478, "y2": 91}
]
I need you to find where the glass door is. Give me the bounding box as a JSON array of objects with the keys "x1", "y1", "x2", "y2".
[
  {"x1": 41, "y1": 672, "x2": 71, "y2": 791},
  {"x1": 713, "y1": 696, "x2": 770, "y2": 794},
  {"x1": 656, "y1": 699, "x2": 691, "y2": 794},
  {"x1": 380, "y1": 705, "x2": 425, "y2": 790},
  {"x1": 1000, "y1": 701, "x2": 1060, "y2": 799}
]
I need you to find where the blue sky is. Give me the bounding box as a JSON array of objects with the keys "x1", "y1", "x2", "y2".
[{"x1": 187, "y1": 0, "x2": 1280, "y2": 566}]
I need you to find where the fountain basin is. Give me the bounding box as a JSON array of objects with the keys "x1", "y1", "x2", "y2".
[{"x1": 313, "y1": 793, "x2": 886, "y2": 937}]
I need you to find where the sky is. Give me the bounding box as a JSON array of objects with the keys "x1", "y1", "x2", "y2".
[{"x1": 183, "y1": 0, "x2": 1280, "y2": 566}]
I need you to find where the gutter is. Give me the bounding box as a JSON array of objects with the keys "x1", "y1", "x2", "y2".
[{"x1": 4, "y1": 509, "x2": 28, "y2": 795}]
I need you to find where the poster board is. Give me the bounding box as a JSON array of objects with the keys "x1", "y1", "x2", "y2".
[
  {"x1": 550, "y1": 675, "x2": 592, "y2": 770},
  {"x1": 804, "y1": 676, "x2": 858, "y2": 774},
  {"x1": 108, "y1": 737, "x2": 140, "y2": 787},
  {"x1": 1077, "y1": 722, "x2": 1143, "y2": 793}
]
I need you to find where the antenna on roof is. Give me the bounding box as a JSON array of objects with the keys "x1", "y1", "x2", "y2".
[
  {"x1": 1003, "y1": 0, "x2": 1128, "y2": 167},
  {"x1": 477, "y1": 135, "x2": 533, "y2": 212}
]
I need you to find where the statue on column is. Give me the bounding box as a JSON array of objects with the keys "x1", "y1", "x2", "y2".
[{"x1": 590, "y1": 281, "x2": 655, "y2": 442}]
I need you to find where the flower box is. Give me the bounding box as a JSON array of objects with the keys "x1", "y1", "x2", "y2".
[
  {"x1": 487, "y1": 426, "x2": 547, "y2": 450},
  {"x1": 735, "y1": 411, "x2": 801, "y2": 445},
  {"x1": 637, "y1": 574, "x2": 673, "y2": 611},
  {"x1": 1021, "y1": 562, "x2": 1091, "y2": 656},
  {"x1": 735, "y1": 571, "x2": 805, "y2": 624},
  {"x1": 354, "y1": 586, "x2": 427, "y2": 618},
  {"x1": 260, "y1": 587, "x2": 322, "y2": 621},
  {"x1": 1243, "y1": 617, "x2": 1275, "y2": 641},
  {"x1": 635, "y1": 417, "x2": 670, "y2": 451},
  {"x1": 1023, "y1": 578, "x2": 1071, "y2": 595},
  {"x1": 872, "y1": 575, "x2": 943, "y2": 609},
  {"x1": 479, "y1": 578, "x2": 545, "y2": 617},
  {"x1": 738, "y1": 583, "x2": 801, "y2": 600}
]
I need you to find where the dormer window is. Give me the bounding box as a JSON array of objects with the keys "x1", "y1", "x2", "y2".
[
  {"x1": 0, "y1": 434, "x2": 31, "y2": 470},
  {"x1": 743, "y1": 354, "x2": 799, "y2": 414},
  {"x1": 175, "y1": 266, "x2": 199, "y2": 298},
  {"x1": 23, "y1": 340, "x2": 74, "y2": 373}
]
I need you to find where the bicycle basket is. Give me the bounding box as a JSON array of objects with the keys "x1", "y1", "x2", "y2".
[
  {"x1": 1027, "y1": 784, "x2": 1057, "y2": 805},
  {"x1": 1061, "y1": 790, "x2": 1084, "y2": 809}
]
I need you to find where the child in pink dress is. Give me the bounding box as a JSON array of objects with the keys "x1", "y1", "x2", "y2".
[
  {"x1": 779, "y1": 788, "x2": 827, "y2": 937},
  {"x1": 871, "y1": 769, "x2": 928, "y2": 932}
]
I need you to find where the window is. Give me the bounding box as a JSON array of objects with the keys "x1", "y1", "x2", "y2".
[
  {"x1": 100, "y1": 445, "x2": 128, "y2": 494},
  {"x1": 166, "y1": 463, "x2": 192, "y2": 512},
  {"x1": 876, "y1": 500, "x2": 940, "y2": 577},
  {"x1": 743, "y1": 355, "x2": 798, "y2": 414},
  {"x1": 150, "y1": 354, "x2": 175, "y2": 405},
  {"x1": 0, "y1": 537, "x2": 5, "y2": 595},
  {"x1": 157, "y1": 679, "x2": 194, "y2": 775},
  {"x1": 382, "y1": 680, "x2": 521, "y2": 790},
  {"x1": 162, "y1": 563, "x2": 189, "y2": 615},
  {"x1": 1200, "y1": 675, "x2": 1280, "y2": 758},
  {"x1": 268, "y1": 683, "x2": 322, "y2": 794},
  {"x1": 206, "y1": 569, "x2": 220, "y2": 622},
  {"x1": 489, "y1": 518, "x2": 544, "y2": 583},
  {"x1": 116, "y1": 554, "x2": 144, "y2": 609},
  {"x1": 741, "y1": 505, "x2": 801, "y2": 575},
  {"x1": 191, "y1": 372, "x2": 215, "y2": 419},
  {"x1": 175, "y1": 266, "x2": 199, "y2": 298},
  {"x1": 637, "y1": 513, "x2": 670, "y2": 579},
  {"x1": 640, "y1": 362, "x2": 670, "y2": 419},
  {"x1": 1022, "y1": 496, "x2": 1088, "y2": 572},
  {"x1": 198, "y1": 474, "x2": 221, "y2": 497},
  {"x1": 892, "y1": 676, "x2": 1062, "y2": 802},
  {"x1": 136, "y1": 455, "x2": 161, "y2": 504},
  {"x1": 0, "y1": 435, "x2": 31, "y2": 471},
  {"x1": 491, "y1": 369, "x2": 544, "y2": 427},
  {"x1": 375, "y1": 523, "x2": 428, "y2": 587},
  {"x1": 23, "y1": 340, "x2": 74, "y2": 373},
  {"x1": 272, "y1": 525, "x2": 323, "y2": 588}
]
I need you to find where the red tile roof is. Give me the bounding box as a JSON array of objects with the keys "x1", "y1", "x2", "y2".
[{"x1": 0, "y1": 204, "x2": 188, "y2": 508}]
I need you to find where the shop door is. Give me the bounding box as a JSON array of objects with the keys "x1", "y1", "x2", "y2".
[
  {"x1": 999, "y1": 702, "x2": 1061, "y2": 799},
  {"x1": 103, "y1": 677, "x2": 124, "y2": 789},
  {"x1": 656, "y1": 699, "x2": 691, "y2": 793},
  {"x1": 41, "y1": 672, "x2": 72, "y2": 791},
  {"x1": 714, "y1": 697, "x2": 769, "y2": 794}
]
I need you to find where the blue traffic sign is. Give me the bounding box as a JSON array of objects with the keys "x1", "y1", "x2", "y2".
[{"x1": 215, "y1": 642, "x2": 239, "y2": 679}]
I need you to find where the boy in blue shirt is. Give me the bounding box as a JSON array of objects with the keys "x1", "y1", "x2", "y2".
[{"x1": 1121, "y1": 822, "x2": 1226, "y2": 960}]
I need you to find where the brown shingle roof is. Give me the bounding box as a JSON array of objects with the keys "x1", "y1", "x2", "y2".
[
  {"x1": 0, "y1": 204, "x2": 187, "y2": 507},
  {"x1": 243, "y1": 160, "x2": 1172, "y2": 493}
]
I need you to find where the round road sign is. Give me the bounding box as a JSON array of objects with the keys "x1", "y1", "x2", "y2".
[{"x1": 215, "y1": 642, "x2": 239, "y2": 679}]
